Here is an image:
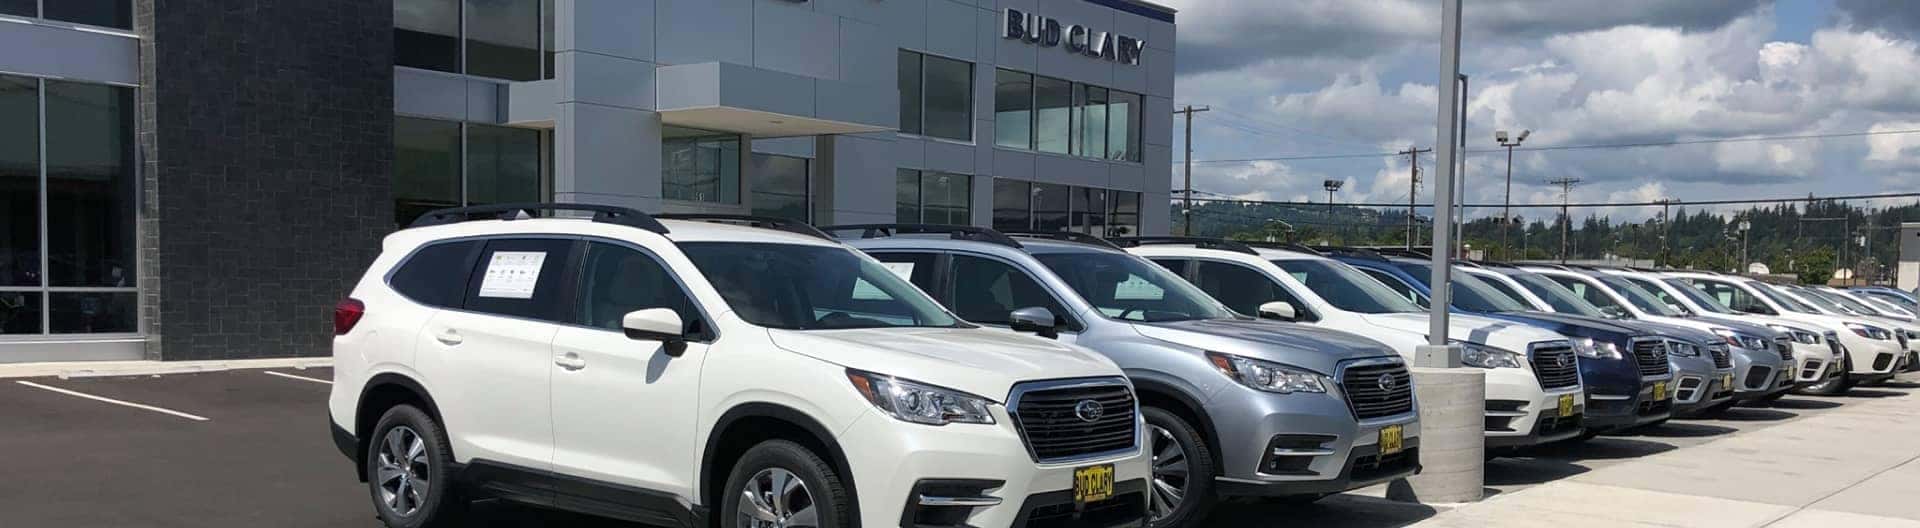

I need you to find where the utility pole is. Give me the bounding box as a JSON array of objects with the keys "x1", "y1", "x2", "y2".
[
  {"x1": 1496, "y1": 130, "x2": 1530, "y2": 260},
  {"x1": 1453, "y1": 74, "x2": 1469, "y2": 259},
  {"x1": 1400, "y1": 147, "x2": 1433, "y2": 249},
  {"x1": 1660, "y1": 200, "x2": 1673, "y2": 266},
  {"x1": 1549, "y1": 177, "x2": 1582, "y2": 263},
  {"x1": 1175, "y1": 105, "x2": 1210, "y2": 235}
]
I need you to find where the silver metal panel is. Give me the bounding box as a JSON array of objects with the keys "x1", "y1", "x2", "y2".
[
  {"x1": 922, "y1": 137, "x2": 977, "y2": 175},
  {"x1": 504, "y1": 79, "x2": 559, "y2": 127},
  {"x1": 1142, "y1": 94, "x2": 1173, "y2": 146},
  {"x1": 751, "y1": 136, "x2": 816, "y2": 158},
  {"x1": 1143, "y1": 46, "x2": 1174, "y2": 97},
  {"x1": 924, "y1": 0, "x2": 979, "y2": 61},
  {"x1": 559, "y1": 51, "x2": 656, "y2": 111},
  {"x1": 0, "y1": 21, "x2": 136, "y2": 86},
  {"x1": 656, "y1": 0, "x2": 753, "y2": 66},
  {"x1": 561, "y1": 0, "x2": 655, "y2": 62},
  {"x1": 0, "y1": 339, "x2": 145, "y2": 363},
  {"x1": 718, "y1": 63, "x2": 818, "y2": 118},
  {"x1": 1034, "y1": 152, "x2": 1109, "y2": 188},
  {"x1": 1141, "y1": 191, "x2": 1171, "y2": 235},
  {"x1": 554, "y1": 102, "x2": 663, "y2": 205},
  {"x1": 836, "y1": 17, "x2": 893, "y2": 87},
  {"x1": 826, "y1": 134, "x2": 900, "y2": 219},
  {"x1": 395, "y1": 68, "x2": 483, "y2": 121},
  {"x1": 993, "y1": 148, "x2": 1038, "y2": 181},
  {"x1": 814, "y1": 76, "x2": 895, "y2": 129},
  {"x1": 754, "y1": 1, "x2": 841, "y2": 81}
]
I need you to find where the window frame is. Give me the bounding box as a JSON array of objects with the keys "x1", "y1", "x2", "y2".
[
  {"x1": 1190, "y1": 258, "x2": 1319, "y2": 322},
  {"x1": 1, "y1": 0, "x2": 134, "y2": 32},
  {"x1": 393, "y1": 0, "x2": 551, "y2": 82},
  {"x1": 932, "y1": 250, "x2": 1086, "y2": 333},
  {"x1": 990, "y1": 67, "x2": 1144, "y2": 164},
  {"x1": 990, "y1": 178, "x2": 1141, "y2": 236},
  {"x1": 568, "y1": 239, "x2": 719, "y2": 343},
  {"x1": 384, "y1": 238, "x2": 487, "y2": 309},
  {"x1": 394, "y1": 115, "x2": 552, "y2": 227},
  {"x1": 898, "y1": 50, "x2": 975, "y2": 143},
  {"x1": 896, "y1": 169, "x2": 973, "y2": 224},
  {"x1": 458, "y1": 237, "x2": 584, "y2": 324}
]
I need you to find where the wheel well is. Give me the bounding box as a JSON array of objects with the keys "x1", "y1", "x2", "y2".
[
  {"x1": 700, "y1": 405, "x2": 860, "y2": 528},
  {"x1": 1134, "y1": 384, "x2": 1224, "y2": 468},
  {"x1": 353, "y1": 375, "x2": 443, "y2": 482}
]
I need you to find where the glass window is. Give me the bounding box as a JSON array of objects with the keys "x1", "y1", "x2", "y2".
[
  {"x1": 465, "y1": 123, "x2": 542, "y2": 206},
  {"x1": 1107, "y1": 190, "x2": 1140, "y2": 237},
  {"x1": 680, "y1": 242, "x2": 960, "y2": 330},
  {"x1": 994, "y1": 69, "x2": 1033, "y2": 149},
  {"x1": 1077, "y1": 85, "x2": 1107, "y2": 158},
  {"x1": 391, "y1": 240, "x2": 482, "y2": 308},
  {"x1": 465, "y1": 0, "x2": 541, "y2": 81},
  {"x1": 542, "y1": 0, "x2": 555, "y2": 79},
  {"x1": 750, "y1": 154, "x2": 810, "y2": 222},
  {"x1": 1598, "y1": 276, "x2": 1681, "y2": 316},
  {"x1": 992, "y1": 179, "x2": 1031, "y2": 231},
  {"x1": 1357, "y1": 268, "x2": 1427, "y2": 308},
  {"x1": 1108, "y1": 91, "x2": 1142, "y2": 162},
  {"x1": 895, "y1": 169, "x2": 921, "y2": 222},
  {"x1": 1072, "y1": 188, "x2": 1106, "y2": 234},
  {"x1": 1512, "y1": 272, "x2": 1609, "y2": 318},
  {"x1": 1273, "y1": 259, "x2": 1421, "y2": 314},
  {"x1": 44, "y1": 0, "x2": 130, "y2": 29},
  {"x1": 1751, "y1": 283, "x2": 1819, "y2": 314},
  {"x1": 1390, "y1": 262, "x2": 1528, "y2": 313},
  {"x1": 1032, "y1": 183, "x2": 1070, "y2": 232},
  {"x1": 0, "y1": 291, "x2": 38, "y2": 334},
  {"x1": 1473, "y1": 272, "x2": 1533, "y2": 308},
  {"x1": 51, "y1": 292, "x2": 135, "y2": 333},
  {"x1": 574, "y1": 243, "x2": 703, "y2": 335},
  {"x1": 1036, "y1": 253, "x2": 1235, "y2": 323},
  {"x1": 1195, "y1": 261, "x2": 1310, "y2": 320},
  {"x1": 462, "y1": 238, "x2": 575, "y2": 322},
  {"x1": 46, "y1": 81, "x2": 135, "y2": 287},
  {"x1": 870, "y1": 252, "x2": 940, "y2": 296},
  {"x1": 951, "y1": 255, "x2": 1068, "y2": 327},
  {"x1": 897, "y1": 51, "x2": 922, "y2": 136},
  {"x1": 0, "y1": 76, "x2": 36, "y2": 287},
  {"x1": 1623, "y1": 276, "x2": 1694, "y2": 315},
  {"x1": 661, "y1": 126, "x2": 740, "y2": 204},
  {"x1": 1034, "y1": 76, "x2": 1073, "y2": 154},
  {"x1": 923, "y1": 172, "x2": 970, "y2": 225},
  {"x1": 1545, "y1": 275, "x2": 1629, "y2": 317},
  {"x1": 1662, "y1": 278, "x2": 1738, "y2": 315},
  {"x1": 394, "y1": 117, "x2": 463, "y2": 227},
  {"x1": 0, "y1": 0, "x2": 33, "y2": 18},
  {"x1": 1150, "y1": 258, "x2": 1188, "y2": 276},
  {"x1": 1691, "y1": 279, "x2": 1774, "y2": 315},
  {"x1": 396, "y1": 0, "x2": 462, "y2": 73},
  {"x1": 922, "y1": 54, "x2": 973, "y2": 142}
]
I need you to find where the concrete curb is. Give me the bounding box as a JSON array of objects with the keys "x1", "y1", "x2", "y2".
[{"x1": 0, "y1": 358, "x2": 333, "y2": 379}]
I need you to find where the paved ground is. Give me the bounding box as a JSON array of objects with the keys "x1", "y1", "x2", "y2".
[{"x1": 0, "y1": 366, "x2": 1912, "y2": 527}]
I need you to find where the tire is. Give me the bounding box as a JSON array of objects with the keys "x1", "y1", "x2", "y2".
[
  {"x1": 367, "y1": 404, "x2": 466, "y2": 528},
  {"x1": 1800, "y1": 356, "x2": 1854, "y2": 396},
  {"x1": 720, "y1": 440, "x2": 850, "y2": 528},
  {"x1": 1143, "y1": 406, "x2": 1217, "y2": 528}
]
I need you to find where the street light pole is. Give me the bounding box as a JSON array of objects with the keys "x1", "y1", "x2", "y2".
[
  {"x1": 1323, "y1": 179, "x2": 1344, "y2": 243},
  {"x1": 1496, "y1": 129, "x2": 1530, "y2": 260},
  {"x1": 1739, "y1": 219, "x2": 1751, "y2": 272}
]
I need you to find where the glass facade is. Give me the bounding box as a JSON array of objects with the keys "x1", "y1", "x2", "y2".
[
  {"x1": 895, "y1": 170, "x2": 971, "y2": 224},
  {"x1": 395, "y1": 0, "x2": 551, "y2": 81},
  {"x1": 991, "y1": 178, "x2": 1139, "y2": 236},
  {"x1": 2, "y1": 0, "x2": 131, "y2": 29},
  {"x1": 993, "y1": 69, "x2": 1143, "y2": 162},
  {"x1": 662, "y1": 126, "x2": 741, "y2": 205},
  {"x1": 898, "y1": 50, "x2": 974, "y2": 142},
  {"x1": 393, "y1": 116, "x2": 548, "y2": 227},
  {"x1": 0, "y1": 75, "x2": 138, "y2": 336},
  {"x1": 751, "y1": 154, "x2": 810, "y2": 222}
]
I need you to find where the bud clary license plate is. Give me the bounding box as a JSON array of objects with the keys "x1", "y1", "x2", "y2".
[{"x1": 1073, "y1": 464, "x2": 1115, "y2": 505}]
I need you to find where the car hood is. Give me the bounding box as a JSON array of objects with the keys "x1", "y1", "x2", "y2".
[
  {"x1": 1484, "y1": 311, "x2": 1642, "y2": 341},
  {"x1": 1615, "y1": 319, "x2": 1719, "y2": 344},
  {"x1": 766, "y1": 327, "x2": 1121, "y2": 402},
  {"x1": 1131, "y1": 318, "x2": 1398, "y2": 374},
  {"x1": 1357, "y1": 312, "x2": 1569, "y2": 353}
]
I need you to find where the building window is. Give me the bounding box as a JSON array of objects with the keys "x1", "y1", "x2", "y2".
[
  {"x1": 541, "y1": 0, "x2": 556, "y2": 79},
  {"x1": 395, "y1": 0, "x2": 548, "y2": 81},
  {"x1": 991, "y1": 178, "x2": 1140, "y2": 236},
  {"x1": 751, "y1": 154, "x2": 810, "y2": 222},
  {"x1": 896, "y1": 170, "x2": 971, "y2": 224},
  {"x1": 994, "y1": 70, "x2": 1033, "y2": 150},
  {"x1": 3, "y1": 0, "x2": 131, "y2": 29},
  {"x1": 1033, "y1": 76, "x2": 1073, "y2": 155},
  {"x1": 466, "y1": 0, "x2": 542, "y2": 81},
  {"x1": 662, "y1": 126, "x2": 741, "y2": 205},
  {"x1": 395, "y1": 0, "x2": 462, "y2": 73},
  {"x1": 394, "y1": 117, "x2": 548, "y2": 227},
  {"x1": 0, "y1": 76, "x2": 139, "y2": 336},
  {"x1": 465, "y1": 123, "x2": 543, "y2": 206},
  {"x1": 994, "y1": 70, "x2": 1142, "y2": 162},
  {"x1": 1108, "y1": 91, "x2": 1142, "y2": 162},
  {"x1": 1077, "y1": 85, "x2": 1107, "y2": 160},
  {"x1": 898, "y1": 50, "x2": 974, "y2": 142}
]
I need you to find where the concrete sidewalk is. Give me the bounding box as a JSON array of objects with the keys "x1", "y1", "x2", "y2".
[{"x1": 1410, "y1": 381, "x2": 1920, "y2": 527}]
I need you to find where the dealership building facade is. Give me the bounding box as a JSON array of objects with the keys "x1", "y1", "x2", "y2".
[{"x1": 0, "y1": 0, "x2": 1176, "y2": 362}]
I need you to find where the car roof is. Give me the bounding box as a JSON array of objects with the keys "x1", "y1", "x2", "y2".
[{"x1": 389, "y1": 216, "x2": 841, "y2": 249}]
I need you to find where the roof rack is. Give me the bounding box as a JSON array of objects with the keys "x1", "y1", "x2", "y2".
[
  {"x1": 1312, "y1": 246, "x2": 1387, "y2": 261},
  {"x1": 1107, "y1": 236, "x2": 1258, "y2": 255},
  {"x1": 653, "y1": 214, "x2": 833, "y2": 241},
  {"x1": 409, "y1": 202, "x2": 669, "y2": 234},
  {"x1": 1374, "y1": 248, "x2": 1431, "y2": 259},
  {"x1": 1000, "y1": 230, "x2": 1123, "y2": 250},
  {"x1": 1241, "y1": 241, "x2": 1323, "y2": 255},
  {"x1": 816, "y1": 224, "x2": 1024, "y2": 249}
]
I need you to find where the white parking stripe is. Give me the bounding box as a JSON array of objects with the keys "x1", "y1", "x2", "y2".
[
  {"x1": 263, "y1": 370, "x2": 332, "y2": 385},
  {"x1": 15, "y1": 380, "x2": 210, "y2": 422}
]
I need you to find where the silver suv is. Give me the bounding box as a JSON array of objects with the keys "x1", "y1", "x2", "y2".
[{"x1": 828, "y1": 226, "x2": 1420, "y2": 528}]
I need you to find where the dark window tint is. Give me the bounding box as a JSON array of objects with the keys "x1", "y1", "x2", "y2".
[
  {"x1": 1475, "y1": 273, "x2": 1533, "y2": 307},
  {"x1": 680, "y1": 243, "x2": 958, "y2": 330},
  {"x1": 661, "y1": 126, "x2": 741, "y2": 204},
  {"x1": 870, "y1": 252, "x2": 940, "y2": 295},
  {"x1": 396, "y1": 0, "x2": 461, "y2": 73},
  {"x1": 1512, "y1": 273, "x2": 1609, "y2": 318},
  {"x1": 1107, "y1": 191, "x2": 1139, "y2": 237},
  {"x1": 1032, "y1": 182, "x2": 1069, "y2": 232},
  {"x1": 921, "y1": 54, "x2": 973, "y2": 141},
  {"x1": 466, "y1": 0, "x2": 541, "y2": 81},
  {"x1": 897, "y1": 51, "x2": 922, "y2": 135},
  {"x1": 895, "y1": 169, "x2": 921, "y2": 222},
  {"x1": 395, "y1": 117, "x2": 463, "y2": 227},
  {"x1": 1072, "y1": 188, "x2": 1106, "y2": 235},
  {"x1": 1358, "y1": 268, "x2": 1427, "y2": 308},
  {"x1": 465, "y1": 123, "x2": 542, "y2": 206},
  {"x1": 951, "y1": 255, "x2": 1069, "y2": 328},
  {"x1": 392, "y1": 240, "x2": 482, "y2": 308},
  {"x1": 46, "y1": 81, "x2": 135, "y2": 287},
  {"x1": 1194, "y1": 261, "x2": 1310, "y2": 320},
  {"x1": 923, "y1": 172, "x2": 971, "y2": 225},
  {"x1": 463, "y1": 238, "x2": 575, "y2": 322},
  {"x1": 1108, "y1": 90, "x2": 1142, "y2": 162},
  {"x1": 50, "y1": 291, "x2": 134, "y2": 333},
  {"x1": 992, "y1": 179, "x2": 1031, "y2": 231},
  {"x1": 1273, "y1": 259, "x2": 1421, "y2": 314},
  {"x1": 1546, "y1": 275, "x2": 1625, "y2": 314},
  {"x1": 573, "y1": 243, "x2": 703, "y2": 337},
  {"x1": 1034, "y1": 76, "x2": 1073, "y2": 154},
  {"x1": 1692, "y1": 280, "x2": 1772, "y2": 314},
  {"x1": 750, "y1": 154, "x2": 810, "y2": 222},
  {"x1": 0, "y1": 0, "x2": 33, "y2": 18},
  {"x1": 1150, "y1": 258, "x2": 1188, "y2": 276},
  {"x1": 44, "y1": 0, "x2": 129, "y2": 28},
  {"x1": 0, "y1": 291, "x2": 40, "y2": 334},
  {"x1": 994, "y1": 69, "x2": 1034, "y2": 149},
  {"x1": 0, "y1": 76, "x2": 36, "y2": 286}
]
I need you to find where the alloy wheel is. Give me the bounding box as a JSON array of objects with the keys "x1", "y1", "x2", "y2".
[
  {"x1": 1148, "y1": 424, "x2": 1189, "y2": 521},
  {"x1": 376, "y1": 426, "x2": 431, "y2": 517},
  {"x1": 737, "y1": 468, "x2": 818, "y2": 528}
]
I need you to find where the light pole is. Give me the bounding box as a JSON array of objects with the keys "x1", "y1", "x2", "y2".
[
  {"x1": 1495, "y1": 129, "x2": 1530, "y2": 260},
  {"x1": 1738, "y1": 220, "x2": 1751, "y2": 272},
  {"x1": 1324, "y1": 180, "x2": 1344, "y2": 242}
]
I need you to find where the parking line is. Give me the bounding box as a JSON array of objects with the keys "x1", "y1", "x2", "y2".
[
  {"x1": 14, "y1": 380, "x2": 210, "y2": 422},
  {"x1": 263, "y1": 370, "x2": 332, "y2": 385}
]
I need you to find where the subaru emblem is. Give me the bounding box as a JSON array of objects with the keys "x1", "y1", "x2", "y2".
[
  {"x1": 1073, "y1": 400, "x2": 1105, "y2": 422},
  {"x1": 1559, "y1": 355, "x2": 1571, "y2": 368},
  {"x1": 1377, "y1": 373, "x2": 1397, "y2": 391}
]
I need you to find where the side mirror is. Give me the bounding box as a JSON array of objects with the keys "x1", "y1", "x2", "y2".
[
  {"x1": 623, "y1": 308, "x2": 688, "y2": 356},
  {"x1": 1257, "y1": 301, "x2": 1298, "y2": 322},
  {"x1": 1008, "y1": 306, "x2": 1061, "y2": 339}
]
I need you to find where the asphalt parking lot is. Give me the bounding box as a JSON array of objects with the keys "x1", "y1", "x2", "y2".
[{"x1": 0, "y1": 367, "x2": 1913, "y2": 527}]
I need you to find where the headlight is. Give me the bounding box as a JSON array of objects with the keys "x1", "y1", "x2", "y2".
[
  {"x1": 1768, "y1": 325, "x2": 1821, "y2": 345},
  {"x1": 1206, "y1": 352, "x2": 1330, "y2": 394},
  {"x1": 1668, "y1": 341, "x2": 1701, "y2": 357},
  {"x1": 1573, "y1": 337, "x2": 1623, "y2": 360},
  {"x1": 1710, "y1": 328, "x2": 1770, "y2": 351},
  {"x1": 1454, "y1": 341, "x2": 1526, "y2": 369},
  {"x1": 1845, "y1": 323, "x2": 1893, "y2": 341},
  {"x1": 845, "y1": 370, "x2": 995, "y2": 426}
]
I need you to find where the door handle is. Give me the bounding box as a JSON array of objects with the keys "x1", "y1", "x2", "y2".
[
  {"x1": 554, "y1": 353, "x2": 587, "y2": 371},
  {"x1": 435, "y1": 329, "x2": 463, "y2": 346}
]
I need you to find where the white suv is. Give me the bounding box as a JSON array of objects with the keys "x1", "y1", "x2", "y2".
[{"x1": 327, "y1": 205, "x2": 1150, "y2": 528}]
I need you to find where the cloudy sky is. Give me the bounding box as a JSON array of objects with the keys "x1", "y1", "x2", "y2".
[{"x1": 1156, "y1": 0, "x2": 1920, "y2": 220}]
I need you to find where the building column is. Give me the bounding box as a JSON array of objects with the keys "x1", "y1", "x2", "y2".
[{"x1": 552, "y1": 0, "x2": 661, "y2": 210}]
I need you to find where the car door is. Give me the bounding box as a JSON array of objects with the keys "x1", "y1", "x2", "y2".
[
  {"x1": 549, "y1": 240, "x2": 711, "y2": 505},
  {"x1": 1190, "y1": 260, "x2": 1318, "y2": 322},
  {"x1": 416, "y1": 237, "x2": 577, "y2": 472}
]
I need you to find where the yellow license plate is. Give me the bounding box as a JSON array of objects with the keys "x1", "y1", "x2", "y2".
[
  {"x1": 1378, "y1": 425, "x2": 1405, "y2": 456},
  {"x1": 1557, "y1": 394, "x2": 1576, "y2": 417},
  {"x1": 1652, "y1": 381, "x2": 1668, "y2": 401},
  {"x1": 1073, "y1": 464, "x2": 1115, "y2": 505},
  {"x1": 1721, "y1": 374, "x2": 1734, "y2": 389}
]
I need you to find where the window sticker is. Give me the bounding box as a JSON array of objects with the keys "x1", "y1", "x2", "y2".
[
  {"x1": 882, "y1": 262, "x2": 917, "y2": 280},
  {"x1": 850, "y1": 278, "x2": 892, "y2": 301},
  {"x1": 1113, "y1": 275, "x2": 1165, "y2": 300},
  {"x1": 477, "y1": 251, "x2": 548, "y2": 299}
]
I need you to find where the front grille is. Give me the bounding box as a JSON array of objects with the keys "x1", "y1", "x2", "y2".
[
  {"x1": 1873, "y1": 354, "x2": 1894, "y2": 372},
  {"x1": 1801, "y1": 360, "x2": 1825, "y2": 380},
  {"x1": 1708, "y1": 343, "x2": 1733, "y2": 369},
  {"x1": 1630, "y1": 339, "x2": 1671, "y2": 377},
  {"x1": 1530, "y1": 343, "x2": 1581, "y2": 390},
  {"x1": 1340, "y1": 361, "x2": 1414, "y2": 420},
  {"x1": 1744, "y1": 366, "x2": 1772, "y2": 390},
  {"x1": 1009, "y1": 379, "x2": 1138, "y2": 463},
  {"x1": 1775, "y1": 337, "x2": 1795, "y2": 361}
]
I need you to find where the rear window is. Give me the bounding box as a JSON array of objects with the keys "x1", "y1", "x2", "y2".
[
  {"x1": 389, "y1": 240, "x2": 481, "y2": 308},
  {"x1": 461, "y1": 238, "x2": 578, "y2": 322}
]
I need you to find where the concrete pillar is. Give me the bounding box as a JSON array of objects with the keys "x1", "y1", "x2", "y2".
[
  {"x1": 551, "y1": 0, "x2": 663, "y2": 211},
  {"x1": 1387, "y1": 367, "x2": 1485, "y2": 504}
]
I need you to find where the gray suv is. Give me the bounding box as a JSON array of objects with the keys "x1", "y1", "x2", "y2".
[{"x1": 828, "y1": 226, "x2": 1421, "y2": 527}]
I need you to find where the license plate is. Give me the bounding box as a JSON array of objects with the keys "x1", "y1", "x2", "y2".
[
  {"x1": 1721, "y1": 374, "x2": 1734, "y2": 390},
  {"x1": 1378, "y1": 425, "x2": 1405, "y2": 456},
  {"x1": 1073, "y1": 464, "x2": 1115, "y2": 505},
  {"x1": 1557, "y1": 394, "x2": 1576, "y2": 417},
  {"x1": 1652, "y1": 381, "x2": 1668, "y2": 401}
]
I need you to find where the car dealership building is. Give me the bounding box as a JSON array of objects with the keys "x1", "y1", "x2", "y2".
[{"x1": 0, "y1": 0, "x2": 1176, "y2": 362}]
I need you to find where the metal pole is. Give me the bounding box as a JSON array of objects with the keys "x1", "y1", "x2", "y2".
[
  {"x1": 1502, "y1": 144, "x2": 1514, "y2": 259},
  {"x1": 1176, "y1": 105, "x2": 1209, "y2": 236},
  {"x1": 1454, "y1": 74, "x2": 1468, "y2": 259},
  {"x1": 1426, "y1": 0, "x2": 1464, "y2": 350}
]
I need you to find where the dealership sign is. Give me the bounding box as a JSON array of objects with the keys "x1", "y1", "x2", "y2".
[{"x1": 1002, "y1": 8, "x2": 1145, "y2": 66}]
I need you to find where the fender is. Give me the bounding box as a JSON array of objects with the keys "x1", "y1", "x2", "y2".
[
  {"x1": 700, "y1": 402, "x2": 862, "y2": 528},
  {"x1": 348, "y1": 372, "x2": 445, "y2": 480},
  {"x1": 1128, "y1": 374, "x2": 1224, "y2": 463}
]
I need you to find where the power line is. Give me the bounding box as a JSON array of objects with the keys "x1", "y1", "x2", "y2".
[
  {"x1": 1172, "y1": 128, "x2": 1920, "y2": 165},
  {"x1": 1179, "y1": 190, "x2": 1920, "y2": 209}
]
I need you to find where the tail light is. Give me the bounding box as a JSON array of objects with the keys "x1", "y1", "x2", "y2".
[{"x1": 334, "y1": 298, "x2": 366, "y2": 336}]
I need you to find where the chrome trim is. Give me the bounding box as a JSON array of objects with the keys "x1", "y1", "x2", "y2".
[
  {"x1": 917, "y1": 495, "x2": 1003, "y2": 508},
  {"x1": 1484, "y1": 410, "x2": 1530, "y2": 418},
  {"x1": 1588, "y1": 394, "x2": 1632, "y2": 401},
  {"x1": 1331, "y1": 355, "x2": 1418, "y2": 422},
  {"x1": 1005, "y1": 376, "x2": 1141, "y2": 466},
  {"x1": 1269, "y1": 447, "x2": 1338, "y2": 457}
]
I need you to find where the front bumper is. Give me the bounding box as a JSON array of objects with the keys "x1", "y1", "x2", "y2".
[
  {"x1": 1583, "y1": 375, "x2": 1674, "y2": 433},
  {"x1": 1729, "y1": 348, "x2": 1793, "y2": 401},
  {"x1": 1485, "y1": 368, "x2": 1584, "y2": 448},
  {"x1": 1205, "y1": 382, "x2": 1421, "y2": 496},
  {"x1": 1214, "y1": 439, "x2": 1422, "y2": 496},
  {"x1": 838, "y1": 409, "x2": 1151, "y2": 528},
  {"x1": 1673, "y1": 368, "x2": 1737, "y2": 416},
  {"x1": 1788, "y1": 342, "x2": 1835, "y2": 383},
  {"x1": 1844, "y1": 339, "x2": 1903, "y2": 377}
]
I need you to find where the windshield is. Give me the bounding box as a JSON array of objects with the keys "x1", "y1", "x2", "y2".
[
  {"x1": 1752, "y1": 283, "x2": 1821, "y2": 314},
  {"x1": 1035, "y1": 252, "x2": 1237, "y2": 323},
  {"x1": 1512, "y1": 273, "x2": 1611, "y2": 318},
  {"x1": 1663, "y1": 278, "x2": 1738, "y2": 315},
  {"x1": 1786, "y1": 287, "x2": 1853, "y2": 315},
  {"x1": 1864, "y1": 296, "x2": 1916, "y2": 318},
  {"x1": 1599, "y1": 276, "x2": 1684, "y2": 317},
  {"x1": 1861, "y1": 291, "x2": 1920, "y2": 311},
  {"x1": 1813, "y1": 290, "x2": 1885, "y2": 316},
  {"x1": 1273, "y1": 259, "x2": 1424, "y2": 314},
  {"x1": 679, "y1": 242, "x2": 961, "y2": 330},
  {"x1": 1621, "y1": 276, "x2": 1695, "y2": 315},
  {"x1": 1470, "y1": 271, "x2": 1536, "y2": 307},
  {"x1": 1391, "y1": 261, "x2": 1532, "y2": 313}
]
